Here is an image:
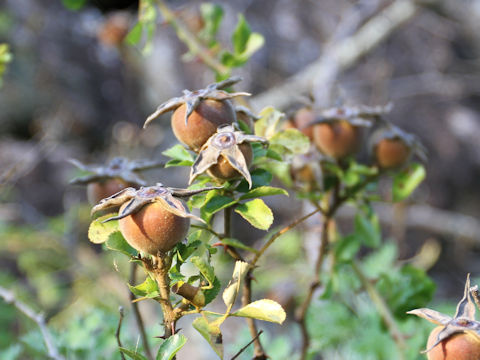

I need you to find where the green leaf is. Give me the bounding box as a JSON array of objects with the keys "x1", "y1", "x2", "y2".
[
  {"x1": 236, "y1": 168, "x2": 273, "y2": 192},
  {"x1": 269, "y1": 129, "x2": 310, "y2": 155},
  {"x1": 199, "y1": 3, "x2": 224, "y2": 45},
  {"x1": 240, "y1": 32, "x2": 264, "y2": 59},
  {"x1": 200, "y1": 191, "x2": 237, "y2": 222},
  {"x1": 354, "y1": 212, "x2": 381, "y2": 248},
  {"x1": 255, "y1": 107, "x2": 285, "y2": 139},
  {"x1": 119, "y1": 348, "x2": 149, "y2": 360},
  {"x1": 222, "y1": 261, "x2": 249, "y2": 309},
  {"x1": 261, "y1": 160, "x2": 293, "y2": 186},
  {"x1": 61, "y1": 0, "x2": 86, "y2": 10},
  {"x1": 105, "y1": 232, "x2": 137, "y2": 256},
  {"x1": 221, "y1": 238, "x2": 259, "y2": 254},
  {"x1": 156, "y1": 333, "x2": 187, "y2": 360},
  {"x1": 376, "y1": 265, "x2": 435, "y2": 320},
  {"x1": 191, "y1": 256, "x2": 215, "y2": 286},
  {"x1": 165, "y1": 159, "x2": 193, "y2": 168},
  {"x1": 231, "y1": 299, "x2": 286, "y2": 324},
  {"x1": 334, "y1": 234, "x2": 361, "y2": 263},
  {"x1": 232, "y1": 14, "x2": 251, "y2": 54},
  {"x1": 128, "y1": 275, "x2": 159, "y2": 298},
  {"x1": 192, "y1": 317, "x2": 223, "y2": 358},
  {"x1": 125, "y1": 22, "x2": 143, "y2": 46},
  {"x1": 235, "y1": 199, "x2": 273, "y2": 230},
  {"x1": 88, "y1": 214, "x2": 119, "y2": 244},
  {"x1": 203, "y1": 276, "x2": 221, "y2": 305},
  {"x1": 239, "y1": 186, "x2": 288, "y2": 200},
  {"x1": 392, "y1": 162, "x2": 426, "y2": 202},
  {"x1": 162, "y1": 144, "x2": 194, "y2": 162}
]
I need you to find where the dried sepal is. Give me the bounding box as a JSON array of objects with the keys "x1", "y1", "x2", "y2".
[
  {"x1": 69, "y1": 157, "x2": 164, "y2": 186},
  {"x1": 408, "y1": 274, "x2": 480, "y2": 354},
  {"x1": 91, "y1": 183, "x2": 216, "y2": 224},
  {"x1": 189, "y1": 125, "x2": 267, "y2": 188},
  {"x1": 308, "y1": 103, "x2": 393, "y2": 128},
  {"x1": 144, "y1": 77, "x2": 251, "y2": 128},
  {"x1": 370, "y1": 123, "x2": 427, "y2": 163}
]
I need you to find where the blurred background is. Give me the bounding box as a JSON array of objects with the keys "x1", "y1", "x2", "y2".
[{"x1": 1, "y1": 0, "x2": 480, "y2": 359}]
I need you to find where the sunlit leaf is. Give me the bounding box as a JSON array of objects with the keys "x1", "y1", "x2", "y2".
[
  {"x1": 162, "y1": 144, "x2": 194, "y2": 162},
  {"x1": 193, "y1": 317, "x2": 223, "y2": 358},
  {"x1": 231, "y1": 299, "x2": 286, "y2": 324},
  {"x1": 255, "y1": 107, "x2": 285, "y2": 139},
  {"x1": 222, "y1": 261, "x2": 249, "y2": 309},
  {"x1": 128, "y1": 275, "x2": 159, "y2": 298},
  {"x1": 392, "y1": 162, "x2": 426, "y2": 202},
  {"x1": 235, "y1": 199, "x2": 273, "y2": 230},
  {"x1": 269, "y1": 129, "x2": 310, "y2": 155},
  {"x1": 239, "y1": 186, "x2": 288, "y2": 200},
  {"x1": 88, "y1": 214, "x2": 119, "y2": 244}
]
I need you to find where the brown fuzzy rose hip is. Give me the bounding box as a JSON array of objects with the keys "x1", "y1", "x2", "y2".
[
  {"x1": 374, "y1": 138, "x2": 411, "y2": 169},
  {"x1": 426, "y1": 326, "x2": 480, "y2": 360},
  {"x1": 171, "y1": 99, "x2": 235, "y2": 151},
  {"x1": 144, "y1": 77, "x2": 250, "y2": 152},
  {"x1": 91, "y1": 184, "x2": 219, "y2": 254},
  {"x1": 409, "y1": 275, "x2": 480, "y2": 360},
  {"x1": 313, "y1": 120, "x2": 361, "y2": 159},
  {"x1": 118, "y1": 201, "x2": 190, "y2": 255},
  {"x1": 208, "y1": 143, "x2": 253, "y2": 181}
]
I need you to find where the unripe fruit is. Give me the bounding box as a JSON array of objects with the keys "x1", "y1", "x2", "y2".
[
  {"x1": 118, "y1": 201, "x2": 189, "y2": 255},
  {"x1": 207, "y1": 143, "x2": 253, "y2": 181},
  {"x1": 426, "y1": 326, "x2": 480, "y2": 360},
  {"x1": 172, "y1": 99, "x2": 235, "y2": 152},
  {"x1": 313, "y1": 120, "x2": 360, "y2": 159},
  {"x1": 87, "y1": 178, "x2": 130, "y2": 205}
]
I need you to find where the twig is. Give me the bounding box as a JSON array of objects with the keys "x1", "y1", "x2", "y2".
[
  {"x1": 129, "y1": 263, "x2": 153, "y2": 360},
  {"x1": 0, "y1": 286, "x2": 65, "y2": 360},
  {"x1": 116, "y1": 306, "x2": 126, "y2": 360},
  {"x1": 351, "y1": 261, "x2": 406, "y2": 359},
  {"x1": 250, "y1": 0, "x2": 420, "y2": 111},
  {"x1": 251, "y1": 207, "x2": 324, "y2": 267},
  {"x1": 156, "y1": 0, "x2": 229, "y2": 76},
  {"x1": 230, "y1": 330, "x2": 264, "y2": 360},
  {"x1": 241, "y1": 270, "x2": 266, "y2": 359}
]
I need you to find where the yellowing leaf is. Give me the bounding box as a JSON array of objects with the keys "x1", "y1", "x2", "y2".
[{"x1": 231, "y1": 299, "x2": 286, "y2": 324}]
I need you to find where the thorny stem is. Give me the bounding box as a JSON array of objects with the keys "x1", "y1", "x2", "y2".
[
  {"x1": 352, "y1": 261, "x2": 406, "y2": 360},
  {"x1": 156, "y1": 0, "x2": 229, "y2": 76},
  {"x1": 129, "y1": 263, "x2": 153, "y2": 360},
  {"x1": 151, "y1": 253, "x2": 176, "y2": 339},
  {"x1": 116, "y1": 306, "x2": 126, "y2": 360},
  {"x1": 0, "y1": 286, "x2": 65, "y2": 360}
]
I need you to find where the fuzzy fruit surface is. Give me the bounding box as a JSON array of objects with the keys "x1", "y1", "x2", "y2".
[
  {"x1": 313, "y1": 120, "x2": 360, "y2": 159},
  {"x1": 87, "y1": 178, "x2": 130, "y2": 205},
  {"x1": 172, "y1": 99, "x2": 235, "y2": 152},
  {"x1": 426, "y1": 326, "x2": 480, "y2": 360},
  {"x1": 208, "y1": 143, "x2": 253, "y2": 180},
  {"x1": 375, "y1": 138, "x2": 410, "y2": 169},
  {"x1": 118, "y1": 201, "x2": 189, "y2": 255}
]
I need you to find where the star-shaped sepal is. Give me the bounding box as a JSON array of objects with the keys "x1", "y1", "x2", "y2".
[
  {"x1": 408, "y1": 274, "x2": 480, "y2": 353},
  {"x1": 69, "y1": 157, "x2": 164, "y2": 186},
  {"x1": 306, "y1": 103, "x2": 393, "y2": 128},
  {"x1": 144, "y1": 77, "x2": 251, "y2": 128},
  {"x1": 189, "y1": 125, "x2": 267, "y2": 189},
  {"x1": 91, "y1": 183, "x2": 221, "y2": 223}
]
